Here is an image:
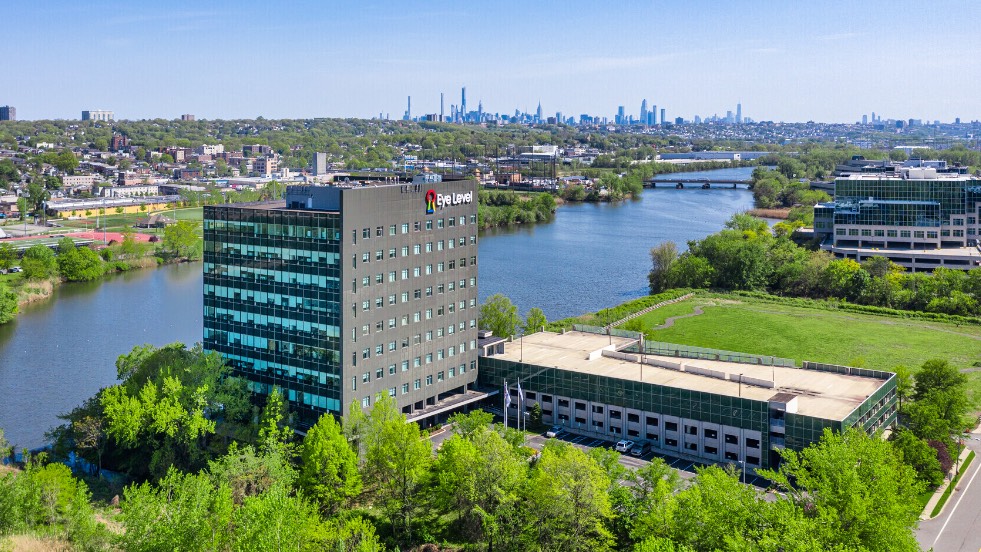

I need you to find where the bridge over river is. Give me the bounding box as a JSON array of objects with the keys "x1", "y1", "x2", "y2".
[{"x1": 644, "y1": 178, "x2": 753, "y2": 189}]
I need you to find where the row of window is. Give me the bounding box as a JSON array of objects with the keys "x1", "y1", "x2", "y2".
[
  {"x1": 359, "y1": 340, "x2": 473, "y2": 363},
  {"x1": 354, "y1": 279, "x2": 476, "y2": 315},
  {"x1": 355, "y1": 302, "x2": 474, "y2": 329},
  {"x1": 355, "y1": 236, "x2": 475, "y2": 266},
  {"x1": 356, "y1": 216, "x2": 477, "y2": 243},
  {"x1": 205, "y1": 219, "x2": 340, "y2": 241},
  {"x1": 355, "y1": 257, "x2": 477, "y2": 287}
]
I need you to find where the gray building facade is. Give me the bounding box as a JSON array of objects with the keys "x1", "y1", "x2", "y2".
[{"x1": 203, "y1": 176, "x2": 479, "y2": 425}]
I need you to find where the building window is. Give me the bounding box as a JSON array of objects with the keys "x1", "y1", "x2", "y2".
[
  {"x1": 646, "y1": 416, "x2": 659, "y2": 426},
  {"x1": 746, "y1": 438, "x2": 760, "y2": 449},
  {"x1": 426, "y1": 375, "x2": 433, "y2": 386},
  {"x1": 389, "y1": 387, "x2": 396, "y2": 397},
  {"x1": 375, "y1": 369, "x2": 383, "y2": 379},
  {"x1": 704, "y1": 428, "x2": 718, "y2": 439},
  {"x1": 685, "y1": 425, "x2": 697, "y2": 435},
  {"x1": 426, "y1": 220, "x2": 433, "y2": 230},
  {"x1": 414, "y1": 379, "x2": 421, "y2": 390},
  {"x1": 362, "y1": 396, "x2": 371, "y2": 408},
  {"x1": 665, "y1": 422, "x2": 678, "y2": 432},
  {"x1": 724, "y1": 451, "x2": 738, "y2": 461},
  {"x1": 401, "y1": 223, "x2": 409, "y2": 234},
  {"x1": 389, "y1": 225, "x2": 397, "y2": 236},
  {"x1": 665, "y1": 438, "x2": 678, "y2": 447},
  {"x1": 724, "y1": 434, "x2": 738, "y2": 445},
  {"x1": 402, "y1": 383, "x2": 409, "y2": 394},
  {"x1": 705, "y1": 446, "x2": 718, "y2": 455}
]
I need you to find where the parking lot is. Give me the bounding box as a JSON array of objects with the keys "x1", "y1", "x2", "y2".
[{"x1": 526, "y1": 428, "x2": 772, "y2": 488}]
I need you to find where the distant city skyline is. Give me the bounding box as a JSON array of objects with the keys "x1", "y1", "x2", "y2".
[{"x1": 4, "y1": 0, "x2": 980, "y2": 123}]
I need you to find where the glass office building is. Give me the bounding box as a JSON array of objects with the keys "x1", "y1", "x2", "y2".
[
  {"x1": 204, "y1": 176, "x2": 479, "y2": 426},
  {"x1": 815, "y1": 170, "x2": 981, "y2": 248},
  {"x1": 478, "y1": 329, "x2": 896, "y2": 470}
]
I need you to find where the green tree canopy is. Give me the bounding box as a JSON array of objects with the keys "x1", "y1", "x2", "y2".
[
  {"x1": 480, "y1": 293, "x2": 519, "y2": 338},
  {"x1": 299, "y1": 413, "x2": 361, "y2": 515}
]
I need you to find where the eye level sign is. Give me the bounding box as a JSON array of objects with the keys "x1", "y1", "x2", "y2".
[{"x1": 425, "y1": 189, "x2": 472, "y2": 214}]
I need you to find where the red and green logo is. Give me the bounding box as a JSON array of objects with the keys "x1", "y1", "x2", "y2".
[{"x1": 425, "y1": 189, "x2": 436, "y2": 214}]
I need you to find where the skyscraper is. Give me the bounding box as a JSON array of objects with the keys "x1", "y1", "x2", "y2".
[
  {"x1": 652, "y1": 105, "x2": 657, "y2": 125},
  {"x1": 535, "y1": 101, "x2": 542, "y2": 123},
  {"x1": 640, "y1": 99, "x2": 648, "y2": 126},
  {"x1": 736, "y1": 103, "x2": 742, "y2": 124},
  {"x1": 461, "y1": 87, "x2": 467, "y2": 119},
  {"x1": 616, "y1": 106, "x2": 625, "y2": 125},
  {"x1": 660, "y1": 108, "x2": 666, "y2": 125},
  {"x1": 203, "y1": 176, "x2": 480, "y2": 426},
  {"x1": 440, "y1": 93, "x2": 444, "y2": 122},
  {"x1": 0, "y1": 106, "x2": 14, "y2": 121}
]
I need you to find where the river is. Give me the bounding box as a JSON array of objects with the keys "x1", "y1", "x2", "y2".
[{"x1": 0, "y1": 166, "x2": 755, "y2": 448}]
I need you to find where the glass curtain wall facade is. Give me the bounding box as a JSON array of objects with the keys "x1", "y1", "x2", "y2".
[
  {"x1": 204, "y1": 206, "x2": 344, "y2": 422},
  {"x1": 816, "y1": 175, "x2": 981, "y2": 249}
]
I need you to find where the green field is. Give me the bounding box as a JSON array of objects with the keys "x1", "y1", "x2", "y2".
[
  {"x1": 632, "y1": 293, "x2": 981, "y2": 371},
  {"x1": 627, "y1": 293, "x2": 981, "y2": 409}
]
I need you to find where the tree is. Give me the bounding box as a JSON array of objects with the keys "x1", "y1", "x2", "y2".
[
  {"x1": 890, "y1": 428, "x2": 944, "y2": 487},
  {"x1": 522, "y1": 441, "x2": 613, "y2": 551},
  {"x1": 52, "y1": 150, "x2": 79, "y2": 173},
  {"x1": 648, "y1": 242, "x2": 678, "y2": 294},
  {"x1": 759, "y1": 428, "x2": 922, "y2": 552},
  {"x1": 0, "y1": 243, "x2": 15, "y2": 271},
  {"x1": 257, "y1": 387, "x2": 293, "y2": 456},
  {"x1": 665, "y1": 254, "x2": 713, "y2": 289},
  {"x1": 162, "y1": 220, "x2": 201, "y2": 259},
  {"x1": 120, "y1": 468, "x2": 234, "y2": 552},
  {"x1": 480, "y1": 293, "x2": 519, "y2": 338},
  {"x1": 345, "y1": 395, "x2": 431, "y2": 546},
  {"x1": 26, "y1": 181, "x2": 50, "y2": 220},
  {"x1": 299, "y1": 413, "x2": 361, "y2": 515},
  {"x1": 0, "y1": 281, "x2": 16, "y2": 325},
  {"x1": 907, "y1": 358, "x2": 970, "y2": 443},
  {"x1": 447, "y1": 409, "x2": 494, "y2": 439},
  {"x1": 523, "y1": 306, "x2": 548, "y2": 334},
  {"x1": 430, "y1": 427, "x2": 527, "y2": 545},
  {"x1": 21, "y1": 244, "x2": 57, "y2": 280},
  {"x1": 57, "y1": 241, "x2": 105, "y2": 281}
]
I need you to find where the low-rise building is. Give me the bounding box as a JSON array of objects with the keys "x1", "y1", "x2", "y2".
[{"x1": 478, "y1": 328, "x2": 897, "y2": 471}]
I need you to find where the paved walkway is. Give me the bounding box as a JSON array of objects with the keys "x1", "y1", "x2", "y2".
[{"x1": 650, "y1": 306, "x2": 705, "y2": 330}]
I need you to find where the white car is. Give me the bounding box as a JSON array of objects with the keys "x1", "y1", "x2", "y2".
[
  {"x1": 615, "y1": 439, "x2": 634, "y2": 453},
  {"x1": 545, "y1": 425, "x2": 562, "y2": 438}
]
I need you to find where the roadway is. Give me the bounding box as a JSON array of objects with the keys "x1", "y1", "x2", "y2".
[{"x1": 916, "y1": 427, "x2": 981, "y2": 552}]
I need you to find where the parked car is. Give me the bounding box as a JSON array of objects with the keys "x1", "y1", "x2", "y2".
[
  {"x1": 629, "y1": 440, "x2": 651, "y2": 456},
  {"x1": 9, "y1": 266, "x2": 21, "y2": 273},
  {"x1": 615, "y1": 439, "x2": 634, "y2": 453},
  {"x1": 545, "y1": 425, "x2": 563, "y2": 438}
]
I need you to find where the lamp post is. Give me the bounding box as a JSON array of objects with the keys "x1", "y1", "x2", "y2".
[{"x1": 738, "y1": 460, "x2": 746, "y2": 485}]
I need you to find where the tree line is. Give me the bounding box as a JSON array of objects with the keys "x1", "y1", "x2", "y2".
[
  {"x1": 1, "y1": 341, "x2": 938, "y2": 551},
  {"x1": 649, "y1": 214, "x2": 981, "y2": 318}
]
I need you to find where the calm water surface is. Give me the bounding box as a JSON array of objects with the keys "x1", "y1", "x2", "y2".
[{"x1": 0, "y1": 167, "x2": 755, "y2": 447}]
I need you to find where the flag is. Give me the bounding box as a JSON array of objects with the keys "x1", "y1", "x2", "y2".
[
  {"x1": 517, "y1": 381, "x2": 524, "y2": 405},
  {"x1": 504, "y1": 381, "x2": 512, "y2": 408}
]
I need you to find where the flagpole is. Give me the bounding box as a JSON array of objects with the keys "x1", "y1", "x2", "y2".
[{"x1": 503, "y1": 380, "x2": 508, "y2": 429}]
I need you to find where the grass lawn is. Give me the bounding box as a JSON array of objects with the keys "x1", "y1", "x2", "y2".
[
  {"x1": 638, "y1": 293, "x2": 981, "y2": 372},
  {"x1": 627, "y1": 300, "x2": 700, "y2": 328}
]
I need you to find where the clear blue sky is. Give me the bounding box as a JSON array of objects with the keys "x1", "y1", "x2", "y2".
[{"x1": 5, "y1": 0, "x2": 979, "y2": 122}]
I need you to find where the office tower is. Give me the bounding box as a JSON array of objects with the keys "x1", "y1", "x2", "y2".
[
  {"x1": 204, "y1": 176, "x2": 480, "y2": 426},
  {"x1": 726, "y1": 110, "x2": 734, "y2": 124},
  {"x1": 616, "y1": 106, "x2": 625, "y2": 125},
  {"x1": 640, "y1": 99, "x2": 648, "y2": 125},
  {"x1": 461, "y1": 87, "x2": 467, "y2": 118},
  {"x1": 405, "y1": 96, "x2": 411, "y2": 121},
  {"x1": 535, "y1": 102, "x2": 542, "y2": 122},
  {"x1": 652, "y1": 105, "x2": 657, "y2": 125},
  {"x1": 660, "y1": 109, "x2": 666, "y2": 125},
  {"x1": 736, "y1": 103, "x2": 742, "y2": 124},
  {"x1": 81, "y1": 110, "x2": 114, "y2": 122},
  {"x1": 872, "y1": 111, "x2": 876, "y2": 123},
  {"x1": 440, "y1": 93, "x2": 444, "y2": 122},
  {"x1": 313, "y1": 152, "x2": 328, "y2": 176},
  {"x1": 0, "y1": 106, "x2": 16, "y2": 121},
  {"x1": 478, "y1": 100, "x2": 483, "y2": 122},
  {"x1": 181, "y1": 114, "x2": 195, "y2": 121},
  {"x1": 955, "y1": 117, "x2": 961, "y2": 125}
]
